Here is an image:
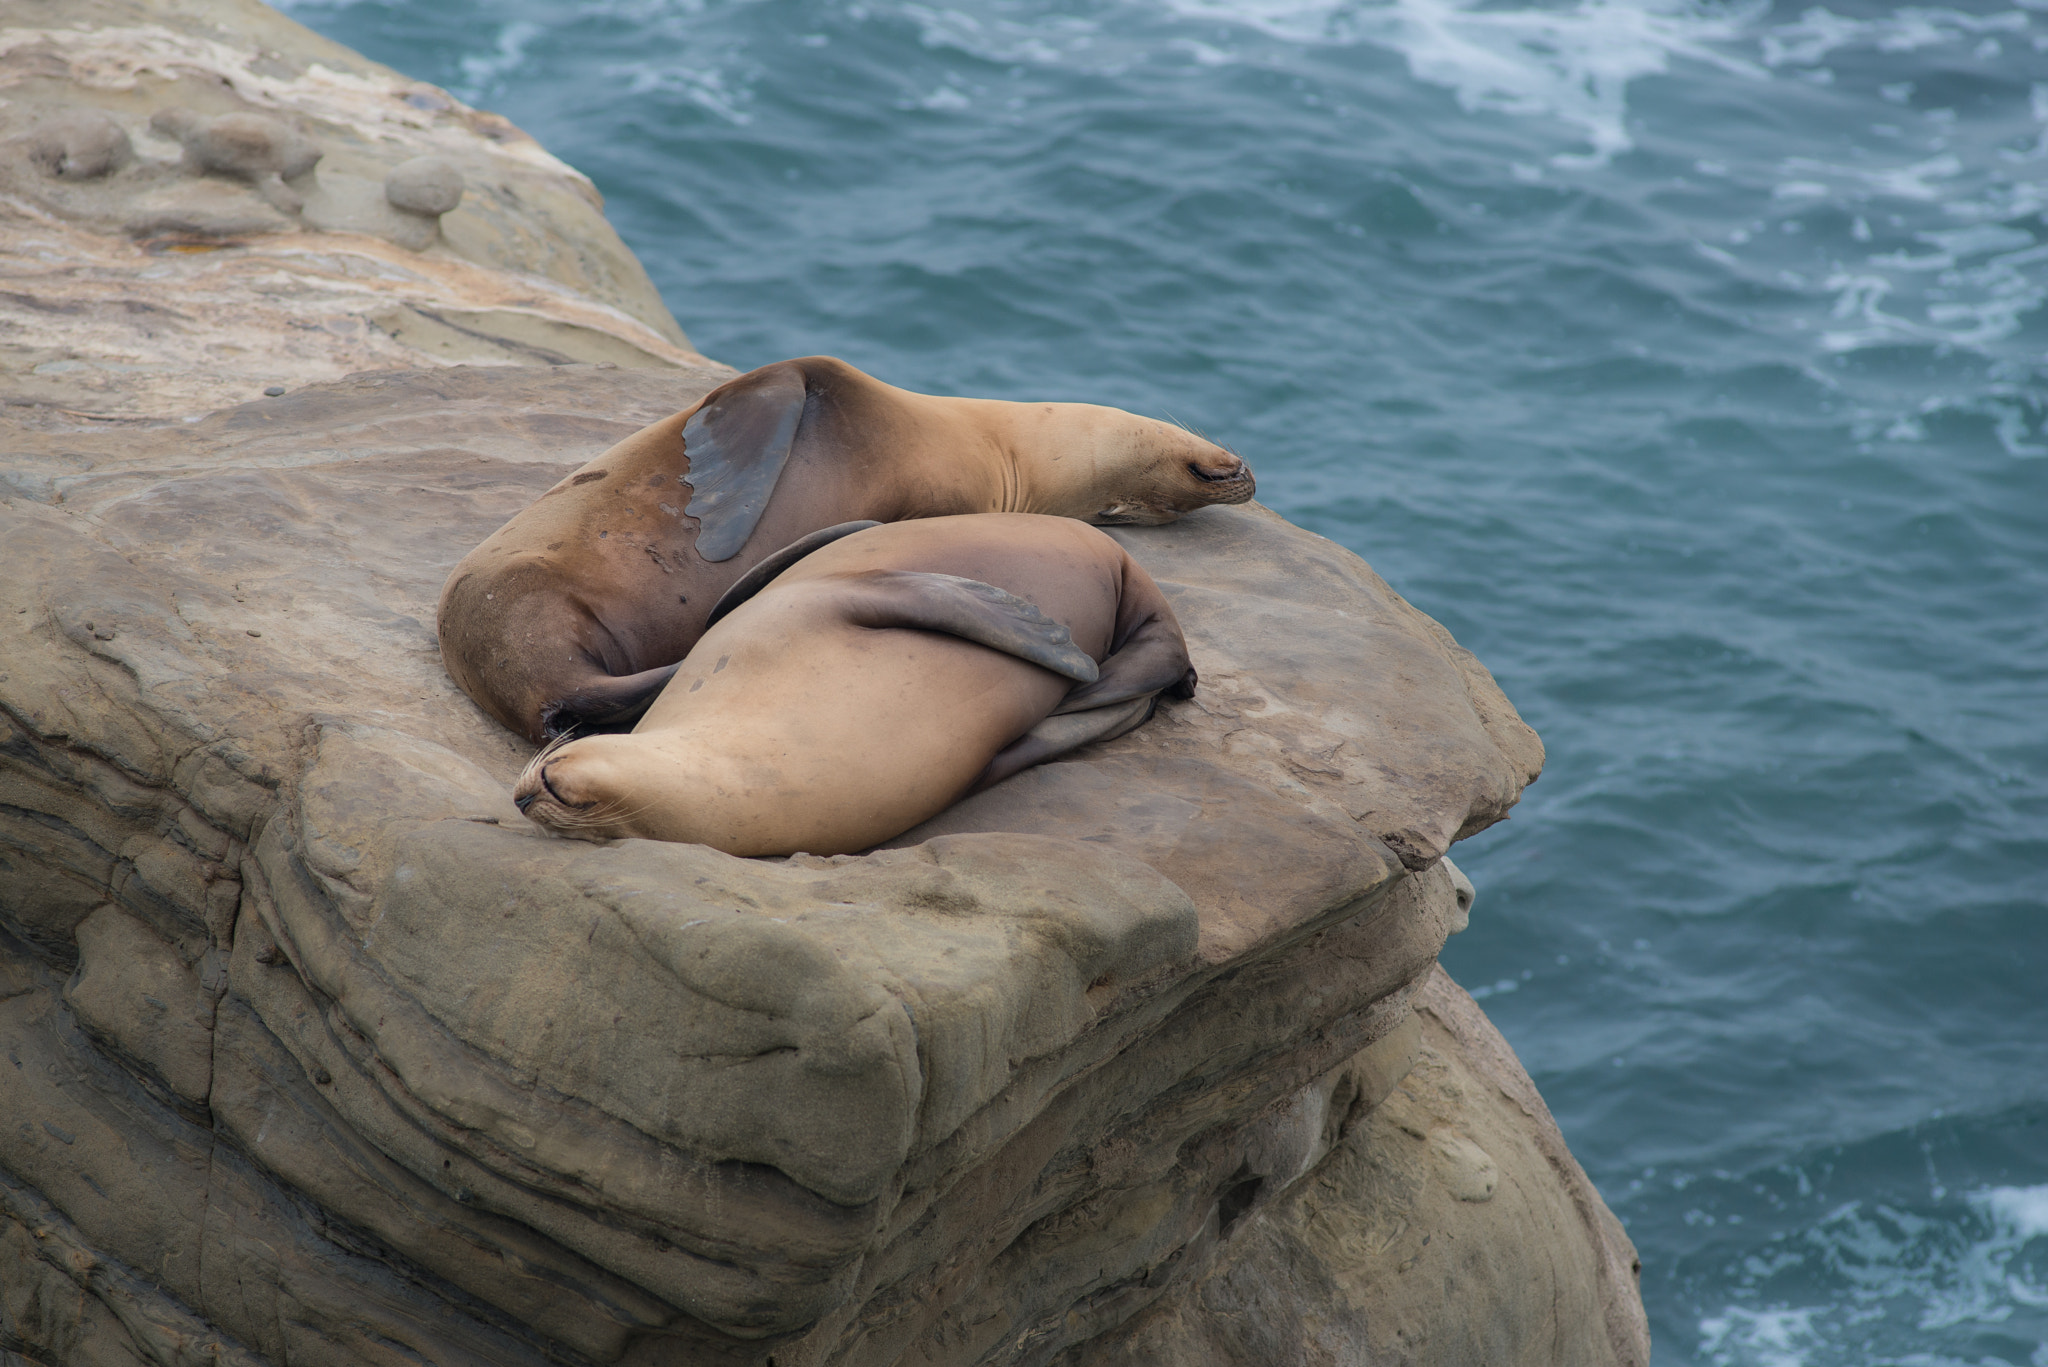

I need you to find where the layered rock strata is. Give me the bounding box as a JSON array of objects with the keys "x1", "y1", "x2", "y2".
[{"x1": 0, "y1": 3, "x2": 1648, "y2": 1364}]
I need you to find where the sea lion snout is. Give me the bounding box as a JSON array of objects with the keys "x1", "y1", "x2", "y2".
[
  {"x1": 1186, "y1": 451, "x2": 1255, "y2": 502},
  {"x1": 512, "y1": 762, "x2": 573, "y2": 814},
  {"x1": 1093, "y1": 446, "x2": 1254, "y2": 523},
  {"x1": 1147, "y1": 421, "x2": 1253, "y2": 507},
  {"x1": 510, "y1": 756, "x2": 565, "y2": 815},
  {"x1": 513, "y1": 743, "x2": 630, "y2": 840}
]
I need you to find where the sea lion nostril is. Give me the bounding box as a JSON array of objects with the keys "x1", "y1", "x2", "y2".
[
  {"x1": 1188, "y1": 461, "x2": 1246, "y2": 483},
  {"x1": 514, "y1": 790, "x2": 537, "y2": 813}
]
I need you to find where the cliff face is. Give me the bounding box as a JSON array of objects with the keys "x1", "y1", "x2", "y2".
[{"x1": 0, "y1": 5, "x2": 1647, "y2": 1366}]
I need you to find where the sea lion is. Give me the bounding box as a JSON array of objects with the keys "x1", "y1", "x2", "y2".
[
  {"x1": 511, "y1": 513, "x2": 1195, "y2": 855},
  {"x1": 437, "y1": 355, "x2": 1252, "y2": 743}
]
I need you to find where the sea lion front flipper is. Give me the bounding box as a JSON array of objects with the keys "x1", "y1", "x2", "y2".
[
  {"x1": 540, "y1": 662, "x2": 682, "y2": 738},
  {"x1": 967, "y1": 694, "x2": 1157, "y2": 793},
  {"x1": 681, "y1": 363, "x2": 810, "y2": 562},
  {"x1": 838, "y1": 571, "x2": 1101, "y2": 684},
  {"x1": 705, "y1": 520, "x2": 883, "y2": 628}
]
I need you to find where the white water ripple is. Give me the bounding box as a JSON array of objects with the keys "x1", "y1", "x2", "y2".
[
  {"x1": 1155, "y1": 0, "x2": 1767, "y2": 164},
  {"x1": 1698, "y1": 1185, "x2": 2048, "y2": 1367}
]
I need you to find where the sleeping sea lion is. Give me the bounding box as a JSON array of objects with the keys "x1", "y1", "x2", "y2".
[
  {"x1": 510, "y1": 513, "x2": 1195, "y2": 856},
  {"x1": 438, "y1": 356, "x2": 1251, "y2": 742}
]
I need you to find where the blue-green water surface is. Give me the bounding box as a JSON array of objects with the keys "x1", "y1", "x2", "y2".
[{"x1": 283, "y1": 0, "x2": 2047, "y2": 1359}]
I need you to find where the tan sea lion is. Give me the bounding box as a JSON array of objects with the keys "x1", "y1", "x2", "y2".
[
  {"x1": 511, "y1": 513, "x2": 1195, "y2": 856},
  {"x1": 437, "y1": 356, "x2": 1251, "y2": 742}
]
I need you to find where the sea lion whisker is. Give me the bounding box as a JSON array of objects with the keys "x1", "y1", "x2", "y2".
[
  {"x1": 514, "y1": 730, "x2": 578, "y2": 795},
  {"x1": 589, "y1": 797, "x2": 656, "y2": 828},
  {"x1": 533, "y1": 792, "x2": 652, "y2": 837},
  {"x1": 1164, "y1": 413, "x2": 1237, "y2": 456}
]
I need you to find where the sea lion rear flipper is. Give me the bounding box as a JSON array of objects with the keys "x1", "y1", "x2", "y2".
[
  {"x1": 839, "y1": 571, "x2": 1101, "y2": 684},
  {"x1": 705, "y1": 520, "x2": 883, "y2": 628},
  {"x1": 967, "y1": 694, "x2": 1157, "y2": 793},
  {"x1": 682, "y1": 364, "x2": 810, "y2": 562},
  {"x1": 541, "y1": 663, "x2": 682, "y2": 738},
  {"x1": 1049, "y1": 613, "x2": 1195, "y2": 714},
  {"x1": 972, "y1": 603, "x2": 1191, "y2": 789}
]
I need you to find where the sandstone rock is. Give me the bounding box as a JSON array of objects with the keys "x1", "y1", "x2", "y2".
[
  {"x1": 0, "y1": 0, "x2": 718, "y2": 419},
  {"x1": 0, "y1": 364, "x2": 1642, "y2": 1364},
  {"x1": 22, "y1": 108, "x2": 132, "y2": 179},
  {"x1": 64, "y1": 904, "x2": 218, "y2": 1108},
  {"x1": 381, "y1": 155, "x2": 466, "y2": 248},
  {"x1": 150, "y1": 106, "x2": 321, "y2": 212},
  {"x1": 1065, "y1": 969, "x2": 1646, "y2": 1367},
  {"x1": 386, "y1": 154, "x2": 465, "y2": 216}
]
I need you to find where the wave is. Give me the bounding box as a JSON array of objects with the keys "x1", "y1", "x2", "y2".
[
  {"x1": 1155, "y1": 0, "x2": 1766, "y2": 165},
  {"x1": 1697, "y1": 1183, "x2": 2048, "y2": 1366}
]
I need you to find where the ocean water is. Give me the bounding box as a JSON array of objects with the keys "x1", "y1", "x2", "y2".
[{"x1": 281, "y1": 0, "x2": 2046, "y2": 1360}]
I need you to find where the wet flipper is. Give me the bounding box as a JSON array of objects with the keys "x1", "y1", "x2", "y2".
[
  {"x1": 838, "y1": 571, "x2": 1100, "y2": 684},
  {"x1": 681, "y1": 364, "x2": 809, "y2": 562},
  {"x1": 705, "y1": 520, "x2": 882, "y2": 628},
  {"x1": 540, "y1": 662, "x2": 681, "y2": 738},
  {"x1": 968, "y1": 694, "x2": 1157, "y2": 793}
]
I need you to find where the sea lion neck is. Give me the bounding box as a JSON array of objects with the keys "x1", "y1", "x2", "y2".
[
  {"x1": 970, "y1": 399, "x2": 1097, "y2": 517},
  {"x1": 991, "y1": 438, "x2": 1030, "y2": 514},
  {"x1": 888, "y1": 394, "x2": 1036, "y2": 515}
]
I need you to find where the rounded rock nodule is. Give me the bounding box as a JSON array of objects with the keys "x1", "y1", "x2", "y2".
[
  {"x1": 27, "y1": 110, "x2": 132, "y2": 180},
  {"x1": 151, "y1": 109, "x2": 321, "y2": 181},
  {"x1": 385, "y1": 157, "x2": 465, "y2": 217},
  {"x1": 149, "y1": 109, "x2": 321, "y2": 214}
]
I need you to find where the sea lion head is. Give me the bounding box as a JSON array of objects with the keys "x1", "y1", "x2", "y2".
[
  {"x1": 512, "y1": 735, "x2": 644, "y2": 842},
  {"x1": 439, "y1": 554, "x2": 623, "y2": 744},
  {"x1": 1050, "y1": 409, "x2": 1256, "y2": 526}
]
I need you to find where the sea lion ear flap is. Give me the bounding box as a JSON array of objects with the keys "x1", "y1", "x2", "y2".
[
  {"x1": 838, "y1": 571, "x2": 1101, "y2": 685},
  {"x1": 682, "y1": 363, "x2": 810, "y2": 562}
]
